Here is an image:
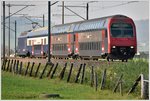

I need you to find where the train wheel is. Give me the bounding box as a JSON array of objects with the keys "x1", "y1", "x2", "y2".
[
  {"x1": 111, "y1": 59, "x2": 113, "y2": 62},
  {"x1": 122, "y1": 59, "x2": 128, "y2": 62},
  {"x1": 107, "y1": 57, "x2": 110, "y2": 62},
  {"x1": 125, "y1": 59, "x2": 128, "y2": 62}
]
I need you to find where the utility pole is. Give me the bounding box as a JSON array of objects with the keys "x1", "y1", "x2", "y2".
[
  {"x1": 86, "y1": 3, "x2": 89, "y2": 20},
  {"x1": 5, "y1": 4, "x2": 35, "y2": 57},
  {"x1": 43, "y1": 14, "x2": 45, "y2": 27},
  {"x1": 48, "y1": 1, "x2": 51, "y2": 63},
  {"x1": 3, "y1": 1, "x2": 5, "y2": 59},
  {"x1": 62, "y1": 1, "x2": 64, "y2": 24},
  {"x1": 15, "y1": 20, "x2": 17, "y2": 57},
  {"x1": 8, "y1": 4, "x2": 11, "y2": 57}
]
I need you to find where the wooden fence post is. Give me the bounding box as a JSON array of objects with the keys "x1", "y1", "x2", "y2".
[
  {"x1": 128, "y1": 74, "x2": 149, "y2": 99},
  {"x1": 67, "y1": 63, "x2": 74, "y2": 82},
  {"x1": 3, "y1": 59, "x2": 7, "y2": 71},
  {"x1": 25, "y1": 62, "x2": 30, "y2": 76},
  {"x1": 100, "y1": 69, "x2": 106, "y2": 90},
  {"x1": 75, "y1": 64, "x2": 82, "y2": 83},
  {"x1": 34, "y1": 63, "x2": 41, "y2": 77},
  {"x1": 15, "y1": 60, "x2": 19, "y2": 74},
  {"x1": 127, "y1": 75, "x2": 141, "y2": 94},
  {"x1": 120, "y1": 80, "x2": 123, "y2": 96},
  {"x1": 95, "y1": 72, "x2": 98, "y2": 91},
  {"x1": 29, "y1": 62, "x2": 35, "y2": 77},
  {"x1": 50, "y1": 63, "x2": 58, "y2": 79},
  {"x1": 1, "y1": 59, "x2": 5, "y2": 70},
  {"x1": 6, "y1": 59, "x2": 10, "y2": 71},
  {"x1": 113, "y1": 74, "x2": 123, "y2": 93},
  {"x1": 39, "y1": 62, "x2": 49, "y2": 79},
  {"x1": 9, "y1": 59, "x2": 13, "y2": 72},
  {"x1": 47, "y1": 63, "x2": 54, "y2": 77},
  {"x1": 13, "y1": 60, "x2": 16, "y2": 73},
  {"x1": 59, "y1": 63, "x2": 67, "y2": 80},
  {"x1": 141, "y1": 74, "x2": 149, "y2": 99},
  {"x1": 80, "y1": 63, "x2": 86, "y2": 84},
  {"x1": 90, "y1": 66, "x2": 94, "y2": 87},
  {"x1": 19, "y1": 61, "x2": 22, "y2": 75}
]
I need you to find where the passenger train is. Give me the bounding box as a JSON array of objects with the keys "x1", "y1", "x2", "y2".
[{"x1": 17, "y1": 15, "x2": 137, "y2": 61}]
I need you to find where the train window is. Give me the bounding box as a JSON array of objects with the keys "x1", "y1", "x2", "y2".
[
  {"x1": 53, "y1": 45, "x2": 55, "y2": 51},
  {"x1": 89, "y1": 42, "x2": 91, "y2": 50},
  {"x1": 111, "y1": 30, "x2": 122, "y2": 37},
  {"x1": 86, "y1": 43, "x2": 88, "y2": 50},
  {"x1": 111, "y1": 23, "x2": 133, "y2": 38},
  {"x1": 87, "y1": 43, "x2": 90, "y2": 50},
  {"x1": 80, "y1": 43, "x2": 83, "y2": 50},
  {"x1": 82, "y1": 43, "x2": 84, "y2": 50},
  {"x1": 92, "y1": 42, "x2": 95, "y2": 50},
  {"x1": 124, "y1": 30, "x2": 133, "y2": 37},
  {"x1": 102, "y1": 20, "x2": 106, "y2": 27},
  {"x1": 54, "y1": 44, "x2": 56, "y2": 51},
  {"x1": 56, "y1": 44, "x2": 57, "y2": 50},
  {"x1": 97, "y1": 42, "x2": 99, "y2": 50},
  {"x1": 91, "y1": 42, "x2": 93, "y2": 50},
  {"x1": 97, "y1": 42, "x2": 100, "y2": 50},
  {"x1": 80, "y1": 43, "x2": 82, "y2": 50},
  {"x1": 34, "y1": 45, "x2": 41, "y2": 50},
  {"x1": 59, "y1": 44, "x2": 60, "y2": 50},
  {"x1": 98, "y1": 42, "x2": 101, "y2": 50}
]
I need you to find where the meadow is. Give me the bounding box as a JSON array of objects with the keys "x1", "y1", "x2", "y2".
[{"x1": 1, "y1": 59, "x2": 149, "y2": 100}]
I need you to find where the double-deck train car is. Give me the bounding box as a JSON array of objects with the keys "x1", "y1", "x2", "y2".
[
  {"x1": 26, "y1": 27, "x2": 48, "y2": 57},
  {"x1": 17, "y1": 15, "x2": 137, "y2": 61},
  {"x1": 17, "y1": 31, "x2": 30, "y2": 57}
]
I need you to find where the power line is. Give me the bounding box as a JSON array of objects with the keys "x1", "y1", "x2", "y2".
[{"x1": 102, "y1": 1, "x2": 139, "y2": 9}]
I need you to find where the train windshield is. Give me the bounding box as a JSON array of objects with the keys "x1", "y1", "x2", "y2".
[{"x1": 111, "y1": 23, "x2": 133, "y2": 38}]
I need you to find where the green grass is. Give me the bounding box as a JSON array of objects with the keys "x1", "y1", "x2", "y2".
[
  {"x1": 2, "y1": 71, "x2": 138, "y2": 100},
  {"x1": 1, "y1": 59, "x2": 148, "y2": 100}
]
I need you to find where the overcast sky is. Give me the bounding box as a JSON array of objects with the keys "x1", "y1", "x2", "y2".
[{"x1": 3, "y1": 0, "x2": 149, "y2": 25}]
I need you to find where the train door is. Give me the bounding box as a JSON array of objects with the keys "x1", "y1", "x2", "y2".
[
  {"x1": 73, "y1": 34, "x2": 75, "y2": 53},
  {"x1": 75, "y1": 33, "x2": 79, "y2": 53},
  {"x1": 32, "y1": 40, "x2": 34, "y2": 56},
  {"x1": 41, "y1": 39, "x2": 44, "y2": 57},
  {"x1": 67, "y1": 34, "x2": 72, "y2": 56},
  {"x1": 101, "y1": 30, "x2": 108, "y2": 57}
]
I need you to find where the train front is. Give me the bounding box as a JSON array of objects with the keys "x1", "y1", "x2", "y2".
[{"x1": 107, "y1": 15, "x2": 137, "y2": 61}]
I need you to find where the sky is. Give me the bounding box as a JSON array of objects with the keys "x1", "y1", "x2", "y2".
[
  {"x1": 0, "y1": 0, "x2": 149, "y2": 51},
  {"x1": 3, "y1": 0, "x2": 149, "y2": 24}
]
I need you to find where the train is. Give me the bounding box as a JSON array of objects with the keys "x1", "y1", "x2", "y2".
[{"x1": 17, "y1": 15, "x2": 137, "y2": 61}]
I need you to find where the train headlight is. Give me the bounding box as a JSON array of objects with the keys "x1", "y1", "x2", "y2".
[
  {"x1": 112, "y1": 46, "x2": 116, "y2": 48},
  {"x1": 130, "y1": 46, "x2": 134, "y2": 48},
  {"x1": 32, "y1": 51, "x2": 34, "y2": 54},
  {"x1": 68, "y1": 48, "x2": 71, "y2": 52},
  {"x1": 75, "y1": 48, "x2": 78, "y2": 51}
]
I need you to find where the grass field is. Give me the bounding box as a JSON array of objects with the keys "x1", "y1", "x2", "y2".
[{"x1": 1, "y1": 59, "x2": 149, "y2": 100}]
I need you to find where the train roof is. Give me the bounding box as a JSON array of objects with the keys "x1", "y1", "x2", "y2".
[
  {"x1": 18, "y1": 30, "x2": 31, "y2": 38},
  {"x1": 52, "y1": 14, "x2": 129, "y2": 34},
  {"x1": 25, "y1": 14, "x2": 130, "y2": 37},
  {"x1": 27, "y1": 27, "x2": 48, "y2": 37}
]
